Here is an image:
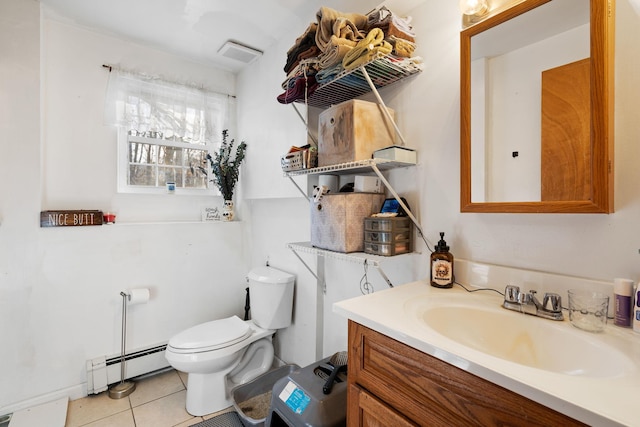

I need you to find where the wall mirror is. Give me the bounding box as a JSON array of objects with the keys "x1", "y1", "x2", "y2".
[{"x1": 460, "y1": 0, "x2": 614, "y2": 213}]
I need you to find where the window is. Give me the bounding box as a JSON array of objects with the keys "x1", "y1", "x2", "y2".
[
  {"x1": 105, "y1": 69, "x2": 231, "y2": 194},
  {"x1": 124, "y1": 132, "x2": 209, "y2": 192}
]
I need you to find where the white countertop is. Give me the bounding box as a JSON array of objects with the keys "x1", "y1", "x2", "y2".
[{"x1": 334, "y1": 280, "x2": 640, "y2": 427}]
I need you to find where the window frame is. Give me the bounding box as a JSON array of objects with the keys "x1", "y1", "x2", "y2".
[
  {"x1": 117, "y1": 128, "x2": 217, "y2": 195},
  {"x1": 106, "y1": 69, "x2": 232, "y2": 197}
]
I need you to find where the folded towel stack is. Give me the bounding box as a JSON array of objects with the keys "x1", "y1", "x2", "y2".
[
  {"x1": 315, "y1": 7, "x2": 368, "y2": 53},
  {"x1": 277, "y1": 6, "x2": 420, "y2": 104},
  {"x1": 342, "y1": 28, "x2": 392, "y2": 71},
  {"x1": 367, "y1": 6, "x2": 417, "y2": 57},
  {"x1": 284, "y1": 23, "x2": 318, "y2": 74}
]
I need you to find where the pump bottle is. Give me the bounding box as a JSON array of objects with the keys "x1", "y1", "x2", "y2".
[
  {"x1": 614, "y1": 278, "x2": 634, "y2": 327},
  {"x1": 430, "y1": 232, "x2": 454, "y2": 288},
  {"x1": 634, "y1": 285, "x2": 640, "y2": 334}
]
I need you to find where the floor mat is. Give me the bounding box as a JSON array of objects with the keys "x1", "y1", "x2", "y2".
[{"x1": 190, "y1": 411, "x2": 245, "y2": 427}]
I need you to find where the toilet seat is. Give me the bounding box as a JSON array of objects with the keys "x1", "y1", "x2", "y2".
[{"x1": 168, "y1": 315, "x2": 252, "y2": 354}]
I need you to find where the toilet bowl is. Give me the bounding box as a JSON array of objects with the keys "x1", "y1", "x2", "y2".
[
  {"x1": 165, "y1": 266, "x2": 295, "y2": 416},
  {"x1": 165, "y1": 316, "x2": 275, "y2": 415}
]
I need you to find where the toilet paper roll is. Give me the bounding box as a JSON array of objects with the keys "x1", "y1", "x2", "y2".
[
  {"x1": 127, "y1": 288, "x2": 150, "y2": 305},
  {"x1": 318, "y1": 175, "x2": 339, "y2": 194}
]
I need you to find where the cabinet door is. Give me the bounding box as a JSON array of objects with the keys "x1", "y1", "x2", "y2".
[
  {"x1": 348, "y1": 384, "x2": 417, "y2": 427},
  {"x1": 348, "y1": 321, "x2": 586, "y2": 427}
]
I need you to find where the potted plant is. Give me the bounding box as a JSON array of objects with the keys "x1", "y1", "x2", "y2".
[{"x1": 205, "y1": 129, "x2": 247, "y2": 220}]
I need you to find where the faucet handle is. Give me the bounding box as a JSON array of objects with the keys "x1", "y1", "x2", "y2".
[
  {"x1": 542, "y1": 293, "x2": 562, "y2": 312},
  {"x1": 504, "y1": 285, "x2": 520, "y2": 303},
  {"x1": 517, "y1": 289, "x2": 535, "y2": 304}
]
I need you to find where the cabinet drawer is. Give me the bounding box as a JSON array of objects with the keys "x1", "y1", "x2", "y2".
[
  {"x1": 347, "y1": 384, "x2": 417, "y2": 427},
  {"x1": 348, "y1": 321, "x2": 586, "y2": 427}
]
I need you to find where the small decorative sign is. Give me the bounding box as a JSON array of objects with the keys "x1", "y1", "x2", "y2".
[
  {"x1": 40, "y1": 210, "x2": 104, "y2": 227},
  {"x1": 201, "y1": 206, "x2": 221, "y2": 222}
]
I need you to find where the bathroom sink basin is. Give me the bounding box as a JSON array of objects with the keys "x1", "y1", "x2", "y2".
[{"x1": 416, "y1": 304, "x2": 635, "y2": 378}]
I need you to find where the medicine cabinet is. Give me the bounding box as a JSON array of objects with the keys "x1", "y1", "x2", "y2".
[{"x1": 460, "y1": 0, "x2": 614, "y2": 213}]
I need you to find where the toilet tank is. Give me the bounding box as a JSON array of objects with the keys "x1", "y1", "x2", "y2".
[{"x1": 248, "y1": 266, "x2": 295, "y2": 330}]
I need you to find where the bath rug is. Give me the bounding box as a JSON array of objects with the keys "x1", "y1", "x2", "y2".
[{"x1": 189, "y1": 411, "x2": 244, "y2": 427}]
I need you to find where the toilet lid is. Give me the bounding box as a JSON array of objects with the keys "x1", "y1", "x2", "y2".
[{"x1": 168, "y1": 315, "x2": 252, "y2": 352}]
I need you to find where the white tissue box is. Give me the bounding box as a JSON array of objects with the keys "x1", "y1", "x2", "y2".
[
  {"x1": 354, "y1": 176, "x2": 385, "y2": 193},
  {"x1": 373, "y1": 146, "x2": 417, "y2": 164}
]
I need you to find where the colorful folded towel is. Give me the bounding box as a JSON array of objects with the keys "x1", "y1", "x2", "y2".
[
  {"x1": 315, "y1": 7, "x2": 367, "y2": 53},
  {"x1": 387, "y1": 35, "x2": 416, "y2": 58},
  {"x1": 284, "y1": 22, "x2": 317, "y2": 73},
  {"x1": 315, "y1": 63, "x2": 343, "y2": 84},
  {"x1": 318, "y1": 40, "x2": 354, "y2": 68},
  {"x1": 287, "y1": 22, "x2": 317, "y2": 56},
  {"x1": 282, "y1": 61, "x2": 319, "y2": 89},
  {"x1": 367, "y1": 6, "x2": 416, "y2": 43},
  {"x1": 277, "y1": 74, "x2": 318, "y2": 104},
  {"x1": 342, "y1": 28, "x2": 392, "y2": 71}
]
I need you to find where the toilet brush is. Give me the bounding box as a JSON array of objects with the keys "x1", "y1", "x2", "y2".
[{"x1": 109, "y1": 291, "x2": 136, "y2": 399}]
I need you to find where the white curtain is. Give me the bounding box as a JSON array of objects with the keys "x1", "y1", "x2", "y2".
[{"x1": 104, "y1": 69, "x2": 230, "y2": 145}]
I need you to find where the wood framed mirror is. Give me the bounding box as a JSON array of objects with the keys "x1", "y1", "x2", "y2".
[{"x1": 460, "y1": 0, "x2": 614, "y2": 213}]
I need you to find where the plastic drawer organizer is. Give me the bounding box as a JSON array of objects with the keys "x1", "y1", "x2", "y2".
[{"x1": 364, "y1": 217, "x2": 412, "y2": 256}]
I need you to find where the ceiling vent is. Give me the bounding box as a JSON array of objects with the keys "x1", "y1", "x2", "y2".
[{"x1": 218, "y1": 41, "x2": 263, "y2": 64}]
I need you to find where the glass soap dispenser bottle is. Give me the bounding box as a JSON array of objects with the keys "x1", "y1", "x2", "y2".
[{"x1": 430, "y1": 232, "x2": 454, "y2": 288}]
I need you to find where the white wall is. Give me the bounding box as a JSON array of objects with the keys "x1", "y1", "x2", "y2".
[
  {"x1": 0, "y1": 3, "x2": 249, "y2": 412},
  {"x1": 2, "y1": 0, "x2": 640, "y2": 413},
  {"x1": 483, "y1": 24, "x2": 589, "y2": 201},
  {"x1": 41, "y1": 18, "x2": 236, "y2": 222},
  {"x1": 0, "y1": 0, "x2": 45, "y2": 411},
  {"x1": 238, "y1": 0, "x2": 640, "y2": 367}
]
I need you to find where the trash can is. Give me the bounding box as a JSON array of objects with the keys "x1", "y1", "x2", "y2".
[
  {"x1": 232, "y1": 364, "x2": 300, "y2": 427},
  {"x1": 266, "y1": 356, "x2": 347, "y2": 427}
]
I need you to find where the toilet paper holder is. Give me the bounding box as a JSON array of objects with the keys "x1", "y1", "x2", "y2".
[{"x1": 109, "y1": 288, "x2": 148, "y2": 399}]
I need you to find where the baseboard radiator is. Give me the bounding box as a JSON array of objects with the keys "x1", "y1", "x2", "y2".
[{"x1": 86, "y1": 343, "x2": 170, "y2": 394}]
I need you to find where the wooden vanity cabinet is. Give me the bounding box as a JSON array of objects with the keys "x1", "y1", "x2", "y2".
[{"x1": 347, "y1": 321, "x2": 586, "y2": 427}]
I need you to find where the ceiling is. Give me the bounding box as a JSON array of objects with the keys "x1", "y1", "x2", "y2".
[{"x1": 39, "y1": 0, "x2": 423, "y2": 73}]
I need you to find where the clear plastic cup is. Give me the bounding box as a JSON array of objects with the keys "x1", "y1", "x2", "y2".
[{"x1": 568, "y1": 289, "x2": 609, "y2": 332}]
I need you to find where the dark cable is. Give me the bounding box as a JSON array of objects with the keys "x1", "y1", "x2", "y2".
[{"x1": 454, "y1": 281, "x2": 505, "y2": 297}]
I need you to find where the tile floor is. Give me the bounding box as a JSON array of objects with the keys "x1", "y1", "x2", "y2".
[{"x1": 65, "y1": 369, "x2": 233, "y2": 427}]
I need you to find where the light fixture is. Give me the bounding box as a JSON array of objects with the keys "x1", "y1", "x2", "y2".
[{"x1": 459, "y1": 0, "x2": 489, "y2": 16}]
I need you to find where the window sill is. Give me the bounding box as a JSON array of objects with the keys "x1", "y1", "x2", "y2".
[{"x1": 104, "y1": 220, "x2": 241, "y2": 226}]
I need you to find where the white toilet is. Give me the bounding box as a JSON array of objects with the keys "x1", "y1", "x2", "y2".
[{"x1": 165, "y1": 266, "x2": 295, "y2": 416}]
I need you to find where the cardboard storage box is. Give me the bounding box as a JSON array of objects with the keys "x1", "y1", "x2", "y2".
[
  {"x1": 311, "y1": 193, "x2": 385, "y2": 253},
  {"x1": 318, "y1": 100, "x2": 396, "y2": 167}
]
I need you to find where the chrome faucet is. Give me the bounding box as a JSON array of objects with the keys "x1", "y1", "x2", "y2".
[{"x1": 502, "y1": 285, "x2": 564, "y2": 321}]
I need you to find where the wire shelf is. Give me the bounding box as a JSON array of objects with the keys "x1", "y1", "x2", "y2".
[
  {"x1": 288, "y1": 242, "x2": 419, "y2": 265},
  {"x1": 283, "y1": 158, "x2": 415, "y2": 177},
  {"x1": 288, "y1": 242, "x2": 382, "y2": 266},
  {"x1": 298, "y1": 55, "x2": 423, "y2": 109}
]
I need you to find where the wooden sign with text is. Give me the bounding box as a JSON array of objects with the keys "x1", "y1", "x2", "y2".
[{"x1": 40, "y1": 210, "x2": 104, "y2": 227}]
